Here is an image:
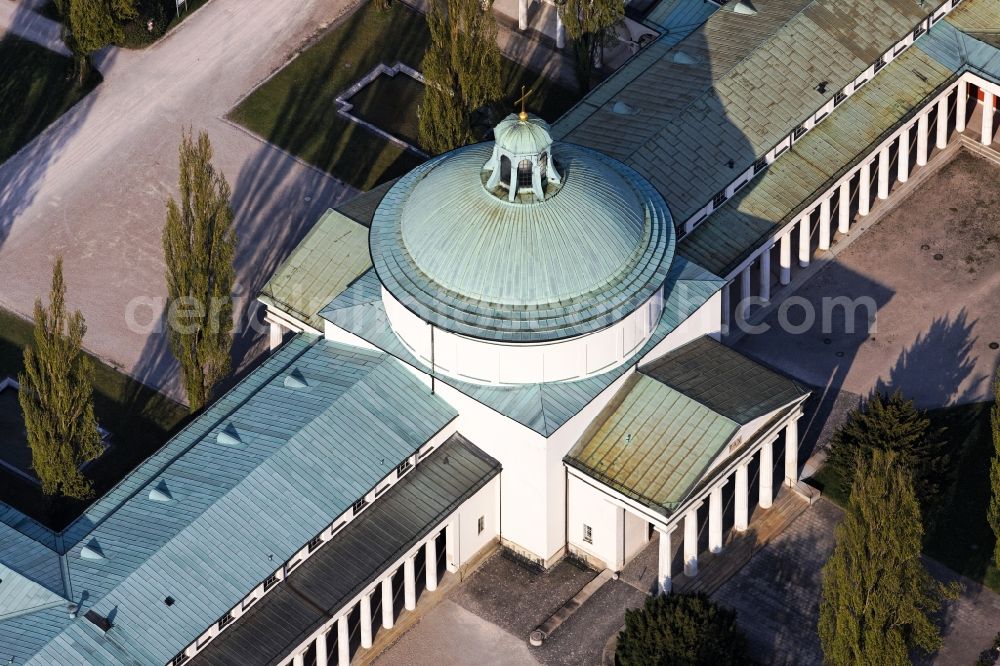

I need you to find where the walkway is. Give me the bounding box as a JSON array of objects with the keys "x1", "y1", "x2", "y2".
[
  {"x1": 0, "y1": 0, "x2": 69, "y2": 55},
  {"x1": 0, "y1": 0, "x2": 361, "y2": 401}
]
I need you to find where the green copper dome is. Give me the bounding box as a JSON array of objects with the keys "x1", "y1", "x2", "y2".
[
  {"x1": 493, "y1": 113, "x2": 553, "y2": 156},
  {"x1": 370, "y1": 140, "x2": 674, "y2": 342}
]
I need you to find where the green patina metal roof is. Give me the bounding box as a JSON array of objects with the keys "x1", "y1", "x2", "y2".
[
  {"x1": 258, "y1": 209, "x2": 372, "y2": 330},
  {"x1": 493, "y1": 113, "x2": 554, "y2": 155},
  {"x1": 321, "y1": 257, "x2": 723, "y2": 436},
  {"x1": 566, "y1": 374, "x2": 739, "y2": 513},
  {"x1": 640, "y1": 336, "x2": 808, "y2": 424},
  {"x1": 554, "y1": 0, "x2": 937, "y2": 224},
  {"x1": 370, "y1": 141, "x2": 675, "y2": 342},
  {"x1": 0, "y1": 562, "x2": 67, "y2": 622},
  {"x1": 676, "y1": 15, "x2": 998, "y2": 276}
]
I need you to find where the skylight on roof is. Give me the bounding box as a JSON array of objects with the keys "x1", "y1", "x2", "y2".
[{"x1": 216, "y1": 423, "x2": 243, "y2": 447}]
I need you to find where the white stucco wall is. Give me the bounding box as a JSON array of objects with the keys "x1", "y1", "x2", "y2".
[{"x1": 453, "y1": 474, "x2": 501, "y2": 566}]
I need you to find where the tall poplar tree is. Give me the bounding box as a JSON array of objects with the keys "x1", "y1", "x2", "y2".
[
  {"x1": 559, "y1": 0, "x2": 623, "y2": 90},
  {"x1": 163, "y1": 129, "x2": 237, "y2": 412},
  {"x1": 989, "y1": 371, "x2": 1000, "y2": 570},
  {"x1": 417, "y1": 0, "x2": 503, "y2": 154},
  {"x1": 18, "y1": 258, "x2": 103, "y2": 499},
  {"x1": 818, "y1": 450, "x2": 957, "y2": 666}
]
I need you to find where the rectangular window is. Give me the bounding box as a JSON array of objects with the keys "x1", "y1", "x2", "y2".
[
  {"x1": 218, "y1": 611, "x2": 234, "y2": 631},
  {"x1": 913, "y1": 23, "x2": 926, "y2": 40},
  {"x1": 307, "y1": 534, "x2": 323, "y2": 553},
  {"x1": 263, "y1": 573, "x2": 279, "y2": 592},
  {"x1": 582, "y1": 524, "x2": 593, "y2": 544},
  {"x1": 712, "y1": 190, "x2": 727, "y2": 208},
  {"x1": 834, "y1": 90, "x2": 847, "y2": 107},
  {"x1": 353, "y1": 497, "x2": 368, "y2": 515},
  {"x1": 397, "y1": 458, "x2": 412, "y2": 476},
  {"x1": 792, "y1": 124, "x2": 807, "y2": 141},
  {"x1": 477, "y1": 516, "x2": 485, "y2": 535},
  {"x1": 173, "y1": 652, "x2": 190, "y2": 666},
  {"x1": 874, "y1": 55, "x2": 886, "y2": 73},
  {"x1": 753, "y1": 156, "x2": 767, "y2": 174},
  {"x1": 330, "y1": 522, "x2": 345, "y2": 536}
]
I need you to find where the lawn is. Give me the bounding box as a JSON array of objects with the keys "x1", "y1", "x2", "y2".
[
  {"x1": 810, "y1": 401, "x2": 999, "y2": 592},
  {"x1": 348, "y1": 72, "x2": 425, "y2": 147},
  {"x1": 0, "y1": 308, "x2": 190, "y2": 531},
  {"x1": 228, "y1": 0, "x2": 581, "y2": 190},
  {"x1": 0, "y1": 36, "x2": 101, "y2": 165}
]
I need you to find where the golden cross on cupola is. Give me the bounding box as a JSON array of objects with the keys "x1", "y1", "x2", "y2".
[{"x1": 515, "y1": 85, "x2": 534, "y2": 121}]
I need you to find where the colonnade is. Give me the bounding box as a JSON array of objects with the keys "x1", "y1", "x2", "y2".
[
  {"x1": 285, "y1": 523, "x2": 458, "y2": 666},
  {"x1": 719, "y1": 76, "x2": 999, "y2": 334},
  {"x1": 655, "y1": 417, "x2": 799, "y2": 593}
]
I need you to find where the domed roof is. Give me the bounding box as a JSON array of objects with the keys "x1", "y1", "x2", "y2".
[
  {"x1": 370, "y1": 141, "x2": 674, "y2": 343},
  {"x1": 493, "y1": 113, "x2": 553, "y2": 156}
]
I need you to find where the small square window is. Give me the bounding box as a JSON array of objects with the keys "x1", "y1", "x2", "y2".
[
  {"x1": 263, "y1": 573, "x2": 279, "y2": 592},
  {"x1": 218, "y1": 611, "x2": 234, "y2": 630},
  {"x1": 173, "y1": 652, "x2": 190, "y2": 666},
  {"x1": 913, "y1": 23, "x2": 926, "y2": 40},
  {"x1": 353, "y1": 497, "x2": 368, "y2": 515},
  {"x1": 833, "y1": 90, "x2": 847, "y2": 107},
  {"x1": 397, "y1": 458, "x2": 412, "y2": 476},
  {"x1": 307, "y1": 535, "x2": 323, "y2": 553},
  {"x1": 477, "y1": 516, "x2": 485, "y2": 535},
  {"x1": 583, "y1": 524, "x2": 593, "y2": 544},
  {"x1": 712, "y1": 190, "x2": 727, "y2": 208},
  {"x1": 874, "y1": 55, "x2": 886, "y2": 73},
  {"x1": 752, "y1": 156, "x2": 767, "y2": 175},
  {"x1": 792, "y1": 124, "x2": 807, "y2": 140}
]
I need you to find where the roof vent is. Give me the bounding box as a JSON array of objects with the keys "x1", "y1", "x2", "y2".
[
  {"x1": 148, "y1": 481, "x2": 173, "y2": 503},
  {"x1": 283, "y1": 369, "x2": 309, "y2": 389},
  {"x1": 84, "y1": 609, "x2": 113, "y2": 634},
  {"x1": 733, "y1": 0, "x2": 758, "y2": 15},
  {"x1": 216, "y1": 424, "x2": 243, "y2": 447},
  {"x1": 611, "y1": 101, "x2": 639, "y2": 115},
  {"x1": 80, "y1": 539, "x2": 105, "y2": 561},
  {"x1": 671, "y1": 50, "x2": 699, "y2": 65}
]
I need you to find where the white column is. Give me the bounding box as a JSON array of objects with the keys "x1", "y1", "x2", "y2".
[
  {"x1": 936, "y1": 96, "x2": 949, "y2": 149},
  {"x1": 837, "y1": 179, "x2": 851, "y2": 235},
  {"x1": 877, "y1": 145, "x2": 890, "y2": 200},
  {"x1": 708, "y1": 481, "x2": 727, "y2": 554},
  {"x1": 983, "y1": 90, "x2": 995, "y2": 146},
  {"x1": 269, "y1": 322, "x2": 283, "y2": 351},
  {"x1": 917, "y1": 112, "x2": 929, "y2": 166},
  {"x1": 381, "y1": 577, "x2": 394, "y2": 629},
  {"x1": 779, "y1": 232, "x2": 791, "y2": 285},
  {"x1": 360, "y1": 592, "x2": 373, "y2": 649},
  {"x1": 656, "y1": 526, "x2": 674, "y2": 594},
  {"x1": 555, "y1": 10, "x2": 565, "y2": 49},
  {"x1": 425, "y1": 538, "x2": 438, "y2": 592},
  {"x1": 614, "y1": 506, "x2": 626, "y2": 570},
  {"x1": 818, "y1": 196, "x2": 831, "y2": 250},
  {"x1": 734, "y1": 461, "x2": 749, "y2": 532},
  {"x1": 784, "y1": 417, "x2": 800, "y2": 487},
  {"x1": 337, "y1": 615, "x2": 350, "y2": 666},
  {"x1": 739, "y1": 266, "x2": 751, "y2": 323},
  {"x1": 518, "y1": 0, "x2": 527, "y2": 30},
  {"x1": 403, "y1": 555, "x2": 416, "y2": 611},
  {"x1": 759, "y1": 439, "x2": 774, "y2": 510},
  {"x1": 683, "y1": 504, "x2": 700, "y2": 577},
  {"x1": 316, "y1": 631, "x2": 329, "y2": 666},
  {"x1": 759, "y1": 247, "x2": 771, "y2": 304},
  {"x1": 858, "y1": 161, "x2": 871, "y2": 216},
  {"x1": 445, "y1": 521, "x2": 458, "y2": 573},
  {"x1": 293, "y1": 652, "x2": 305, "y2": 666},
  {"x1": 897, "y1": 126, "x2": 910, "y2": 183},
  {"x1": 720, "y1": 282, "x2": 731, "y2": 336},
  {"x1": 956, "y1": 81, "x2": 967, "y2": 133},
  {"x1": 797, "y1": 215, "x2": 811, "y2": 268}
]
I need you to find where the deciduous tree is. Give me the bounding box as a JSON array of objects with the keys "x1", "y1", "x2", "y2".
[
  {"x1": 418, "y1": 0, "x2": 503, "y2": 154},
  {"x1": 559, "y1": 0, "x2": 623, "y2": 90},
  {"x1": 163, "y1": 129, "x2": 237, "y2": 412},
  {"x1": 819, "y1": 449, "x2": 958, "y2": 666},
  {"x1": 18, "y1": 258, "x2": 103, "y2": 499},
  {"x1": 616, "y1": 592, "x2": 749, "y2": 666},
  {"x1": 66, "y1": 0, "x2": 136, "y2": 83},
  {"x1": 827, "y1": 390, "x2": 948, "y2": 524}
]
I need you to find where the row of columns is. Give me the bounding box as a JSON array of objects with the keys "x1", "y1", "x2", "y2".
[
  {"x1": 517, "y1": 0, "x2": 565, "y2": 49},
  {"x1": 655, "y1": 418, "x2": 799, "y2": 593},
  {"x1": 290, "y1": 523, "x2": 458, "y2": 666},
  {"x1": 721, "y1": 78, "x2": 994, "y2": 334}
]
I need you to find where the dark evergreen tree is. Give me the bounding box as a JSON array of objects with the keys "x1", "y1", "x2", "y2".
[
  {"x1": 163, "y1": 129, "x2": 237, "y2": 412},
  {"x1": 989, "y1": 372, "x2": 1000, "y2": 570},
  {"x1": 559, "y1": 0, "x2": 623, "y2": 90},
  {"x1": 826, "y1": 390, "x2": 948, "y2": 524},
  {"x1": 819, "y1": 449, "x2": 958, "y2": 666},
  {"x1": 66, "y1": 0, "x2": 136, "y2": 83},
  {"x1": 18, "y1": 258, "x2": 103, "y2": 499},
  {"x1": 616, "y1": 592, "x2": 749, "y2": 666},
  {"x1": 417, "y1": 0, "x2": 503, "y2": 154}
]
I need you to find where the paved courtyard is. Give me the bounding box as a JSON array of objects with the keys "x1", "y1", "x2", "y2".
[{"x1": 736, "y1": 148, "x2": 1000, "y2": 412}]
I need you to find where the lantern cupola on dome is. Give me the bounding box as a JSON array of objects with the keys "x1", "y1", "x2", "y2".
[{"x1": 483, "y1": 110, "x2": 562, "y2": 202}]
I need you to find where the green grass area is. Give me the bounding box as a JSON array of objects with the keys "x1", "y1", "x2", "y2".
[
  {"x1": 0, "y1": 36, "x2": 100, "y2": 165},
  {"x1": 228, "y1": 0, "x2": 581, "y2": 190},
  {"x1": 349, "y1": 73, "x2": 424, "y2": 147},
  {"x1": 810, "y1": 401, "x2": 999, "y2": 592},
  {"x1": 0, "y1": 309, "x2": 189, "y2": 531}
]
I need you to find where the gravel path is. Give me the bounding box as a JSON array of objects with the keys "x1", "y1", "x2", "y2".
[{"x1": 0, "y1": 0, "x2": 360, "y2": 401}]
